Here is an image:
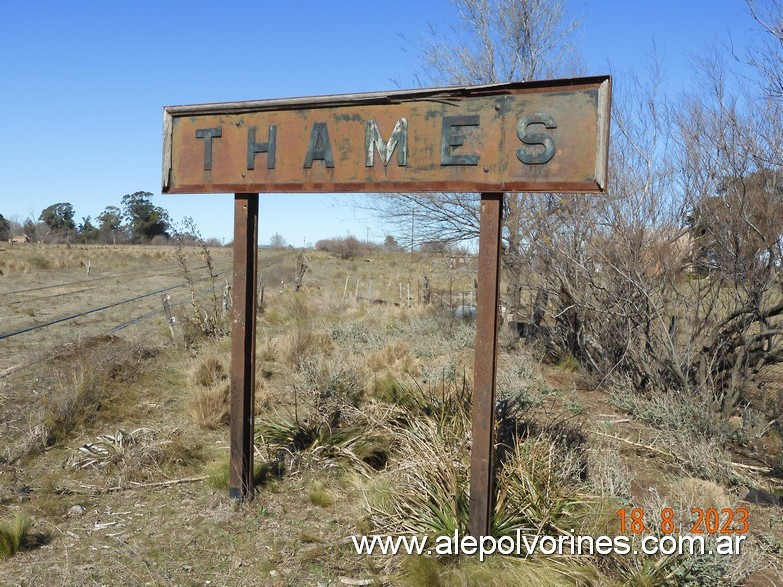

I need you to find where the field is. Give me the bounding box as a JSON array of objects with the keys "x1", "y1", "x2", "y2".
[{"x1": 1, "y1": 243, "x2": 782, "y2": 586}]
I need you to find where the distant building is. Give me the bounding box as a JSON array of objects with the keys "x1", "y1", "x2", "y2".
[{"x1": 9, "y1": 234, "x2": 30, "y2": 244}]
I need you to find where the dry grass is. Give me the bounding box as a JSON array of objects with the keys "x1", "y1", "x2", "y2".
[
  {"x1": 187, "y1": 381, "x2": 230, "y2": 429},
  {"x1": 189, "y1": 352, "x2": 228, "y2": 388},
  {"x1": 7, "y1": 340, "x2": 164, "y2": 460},
  {"x1": 64, "y1": 426, "x2": 204, "y2": 483},
  {"x1": 1, "y1": 245, "x2": 781, "y2": 586},
  {"x1": 0, "y1": 242, "x2": 217, "y2": 275}
]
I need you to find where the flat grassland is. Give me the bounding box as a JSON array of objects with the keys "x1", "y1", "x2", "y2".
[{"x1": 1, "y1": 243, "x2": 782, "y2": 586}]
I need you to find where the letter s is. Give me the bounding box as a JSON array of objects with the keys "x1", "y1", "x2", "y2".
[{"x1": 516, "y1": 113, "x2": 556, "y2": 165}]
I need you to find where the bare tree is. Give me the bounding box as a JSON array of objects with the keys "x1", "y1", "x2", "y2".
[
  {"x1": 269, "y1": 233, "x2": 287, "y2": 249},
  {"x1": 418, "y1": 0, "x2": 581, "y2": 86},
  {"x1": 746, "y1": 0, "x2": 783, "y2": 98},
  {"x1": 372, "y1": 0, "x2": 583, "y2": 312}
]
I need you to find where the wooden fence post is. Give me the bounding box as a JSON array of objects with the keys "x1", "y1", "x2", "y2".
[{"x1": 161, "y1": 294, "x2": 176, "y2": 341}]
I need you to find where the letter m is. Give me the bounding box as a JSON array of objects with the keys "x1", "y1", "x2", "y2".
[{"x1": 365, "y1": 119, "x2": 408, "y2": 167}]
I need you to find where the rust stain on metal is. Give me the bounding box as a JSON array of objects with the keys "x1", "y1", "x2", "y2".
[
  {"x1": 229, "y1": 193, "x2": 259, "y2": 501},
  {"x1": 163, "y1": 76, "x2": 610, "y2": 195},
  {"x1": 469, "y1": 192, "x2": 504, "y2": 538}
]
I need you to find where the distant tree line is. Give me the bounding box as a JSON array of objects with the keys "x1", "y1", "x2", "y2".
[
  {"x1": 1, "y1": 191, "x2": 173, "y2": 245},
  {"x1": 313, "y1": 234, "x2": 466, "y2": 259}
]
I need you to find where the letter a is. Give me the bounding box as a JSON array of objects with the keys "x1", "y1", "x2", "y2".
[{"x1": 303, "y1": 122, "x2": 335, "y2": 168}]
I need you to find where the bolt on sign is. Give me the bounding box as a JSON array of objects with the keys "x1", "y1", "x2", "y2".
[{"x1": 162, "y1": 75, "x2": 611, "y2": 537}]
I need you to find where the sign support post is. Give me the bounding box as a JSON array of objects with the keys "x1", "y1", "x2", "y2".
[
  {"x1": 469, "y1": 192, "x2": 504, "y2": 537},
  {"x1": 229, "y1": 193, "x2": 259, "y2": 500}
]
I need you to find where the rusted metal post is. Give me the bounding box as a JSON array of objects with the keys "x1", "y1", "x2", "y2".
[
  {"x1": 469, "y1": 192, "x2": 504, "y2": 538},
  {"x1": 229, "y1": 193, "x2": 259, "y2": 501}
]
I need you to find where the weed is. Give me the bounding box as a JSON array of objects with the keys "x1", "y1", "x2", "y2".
[
  {"x1": 492, "y1": 436, "x2": 593, "y2": 536},
  {"x1": 65, "y1": 427, "x2": 204, "y2": 483},
  {"x1": 586, "y1": 445, "x2": 632, "y2": 501},
  {"x1": 257, "y1": 333, "x2": 279, "y2": 363},
  {"x1": 0, "y1": 513, "x2": 31, "y2": 560},
  {"x1": 174, "y1": 218, "x2": 230, "y2": 344},
  {"x1": 556, "y1": 354, "x2": 580, "y2": 372},
  {"x1": 366, "y1": 340, "x2": 417, "y2": 374},
  {"x1": 296, "y1": 354, "x2": 365, "y2": 412},
  {"x1": 42, "y1": 369, "x2": 103, "y2": 447},
  {"x1": 25, "y1": 342, "x2": 160, "y2": 454},
  {"x1": 610, "y1": 377, "x2": 719, "y2": 438},
  {"x1": 206, "y1": 461, "x2": 231, "y2": 490},
  {"x1": 308, "y1": 481, "x2": 334, "y2": 507},
  {"x1": 371, "y1": 373, "x2": 410, "y2": 403}
]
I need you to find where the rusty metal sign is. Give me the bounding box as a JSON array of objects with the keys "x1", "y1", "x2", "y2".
[
  {"x1": 161, "y1": 76, "x2": 612, "y2": 539},
  {"x1": 162, "y1": 76, "x2": 610, "y2": 195}
]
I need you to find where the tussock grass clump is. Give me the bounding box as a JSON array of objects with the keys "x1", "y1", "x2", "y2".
[
  {"x1": 190, "y1": 352, "x2": 228, "y2": 388},
  {"x1": 367, "y1": 367, "x2": 591, "y2": 541},
  {"x1": 671, "y1": 478, "x2": 732, "y2": 512},
  {"x1": 27, "y1": 255, "x2": 51, "y2": 270},
  {"x1": 273, "y1": 293, "x2": 336, "y2": 368},
  {"x1": 366, "y1": 340, "x2": 418, "y2": 375},
  {"x1": 556, "y1": 353, "x2": 580, "y2": 373},
  {"x1": 188, "y1": 382, "x2": 230, "y2": 429},
  {"x1": 257, "y1": 334, "x2": 279, "y2": 363},
  {"x1": 280, "y1": 329, "x2": 334, "y2": 369},
  {"x1": 308, "y1": 481, "x2": 335, "y2": 507},
  {"x1": 256, "y1": 407, "x2": 391, "y2": 473},
  {"x1": 400, "y1": 554, "x2": 603, "y2": 587},
  {"x1": 0, "y1": 513, "x2": 32, "y2": 560},
  {"x1": 375, "y1": 420, "x2": 590, "y2": 539},
  {"x1": 42, "y1": 370, "x2": 103, "y2": 447},
  {"x1": 205, "y1": 459, "x2": 279, "y2": 491},
  {"x1": 187, "y1": 350, "x2": 231, "y2": 429},
  {"x1": 371, "y1": 374, "x2": 410, "y2": 404}
]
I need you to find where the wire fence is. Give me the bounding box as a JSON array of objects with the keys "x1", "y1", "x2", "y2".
[{"x1": 0, "y1": 269, "x2": 230, "y2": 342}]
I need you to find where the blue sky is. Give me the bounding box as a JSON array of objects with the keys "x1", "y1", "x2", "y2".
[{"x1": 0, "y1": 0, "x2": 760, "y2": 245}]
